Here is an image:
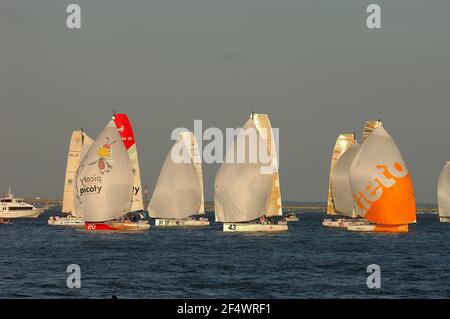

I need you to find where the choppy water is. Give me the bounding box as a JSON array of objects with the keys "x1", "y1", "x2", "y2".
[{"x1": 0, "y1": 211, "x2": 449, "y2": 298}]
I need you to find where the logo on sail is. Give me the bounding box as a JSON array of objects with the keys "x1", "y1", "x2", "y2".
[
  {"x1": 353, "y1": 162, "x2": 409, "y2": 213},
  {"x1": 79, "y1": 175, "x2": 103, "y2": 196},
  {"x1": 89, "y1": 137, "x2": 116, "y2": 174}
]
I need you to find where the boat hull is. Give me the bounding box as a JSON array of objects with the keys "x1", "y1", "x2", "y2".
[
  {"x1": 347, "y1": 224, "x2": 409, "y2": 233},
  {"x1": 155, "y1": 218, "x2": 210, "y2": 227},
  {"x1": 440, "y1": 217, "x2": 450, "y2": 223},
  {"x1": 0, "y1": 208, "x2": 43, "y2": 219},
  {"x1": 223, "y1": 222, "x2": 288, "y2": 232},
  {"x1": 48, "y1": 216, "x2": 84, "y2": 227},
  {"x1": 84, "y1": 221, "x2": 150, "y2": 231},
  {"x1": 285, "y1": 216, "x2": 299, "y2": 222},
  {"x1": 322, "y1": 218, "x2": 368, "y2": 228}
]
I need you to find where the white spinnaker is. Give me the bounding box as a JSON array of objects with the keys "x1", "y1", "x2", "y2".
[
  {"x1": 62, "y1": 131, "x2": 83, "y2": 214},
  {"x1": 438, "y1": 162, "x2": 450, "y2": 218},
  {"x1": 148, "y1": 132, "x2": 203, "y2": 219},
  {"x1": 76, "y1": 120, "x2": 133, "y2": 222},
  {"x1": 331, "y1": 143, "x2": 360, "y2": 217},
  {"x1": 72, "y1": 132, "x2": 94, "y2": 218},
  {"x1": 214, "y1": 118, "x2": 273, "y2": 223}
]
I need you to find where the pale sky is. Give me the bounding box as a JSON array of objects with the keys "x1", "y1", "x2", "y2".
[{"x1": 1, "y1": 0, "x2": 449, "y2": 203}]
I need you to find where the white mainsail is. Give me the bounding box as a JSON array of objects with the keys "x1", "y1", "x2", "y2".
[
  {"x1": 76, "y1": 120, "x2": 133, "y2": 222},
  {"x1": 362, "y1": 120, "x2": 382, "y2": 143},
  {"x1": 326, "y1": 134, "x2": 356, "y2": 215},
  {"x1": 148, "y1": 132, "x2": 203, "y2": 219},
  {"x1": 62, "y1": 131, "x2": 83, "y2": 215},
  {"x1": 184, "y1": 131, "x2": 205, "y2": 214},
  {"x1": 62, "y1": 131, "x2": 95, "y2": 216},
  {"x1": 331, "y1": 143, "x2": 360, "y2": 217},
  {"x1": 72, "y1": 132, "x2": 94, "y2": 218},
  {"x1": 214, "y1": 117, "x2": 273, "y2": 223},
  {"x1": 252, "y1": 113, "x2": 282, "y2": 217},
  {"x1": 438, "y1": 161, "x2": 450, "y2": 218}
]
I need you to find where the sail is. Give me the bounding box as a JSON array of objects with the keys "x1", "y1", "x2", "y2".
[
  {"x1": 349, "y1": 125, "x2": 416, "y2": 225},
  {"x1": 183, "y1": 131, "x2": 205, "y2": 214},
  {"x1": 76, "y1": 120, "x2": 133, "y2": 222},
  {"x1": 362, "y1": 120, "x2": 382, "y2": 143},
  {"x1": 331, "y1": 143, "x2": 360, "y2": 217},
  {"x1": 148, "y1": 132, "x2": 203, "y2": 219},
  {"x1": 214, "y1": 118, "x2": 273, "y2": 223},
  {"x1": 252, "y1": 114, "x2": 282, "y2": 217},
  {"x1": 113, "y1": 114, "x2": 144, "y2": 212},
  {"x1": 80, "y1": 132, "x2": 94, "y2": 160},
  {"x1": 62, "y1": 131, "x2": 83, "y2": 214},
  {"x1": 326, "y1": 134, "x2": 356, "y2": 215},
  {"x1": 438, "y1": 162, "x2": 450, "y2": 218},
  {"x1": 72, "y1": 132, "x2": 94, "y2": 218}
]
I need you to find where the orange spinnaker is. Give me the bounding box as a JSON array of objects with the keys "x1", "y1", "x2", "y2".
[{"x1": 365, "y1": 173, "x2": 416, "y2": 225}]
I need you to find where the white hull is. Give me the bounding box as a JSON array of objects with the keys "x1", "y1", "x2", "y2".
[
  {"x1": 155, "y1": 218, "x2": 210, "y2": 227},
  {"x1": 440, "y1": 217, "x2": 450, "y2": 223},
  {"x1": 322, "y1": 218, "x2": 368, "y2": 228},
  {"x1": 48, "y1": 215, "x2": 85, "y2": 227},
  {"x1": 223, "y1": 222, "x2": 288, "y2": 232},
  {"x1": 347, "y1": 223, "x2": 409, "y2": 233},
  {"x1": 346, "y1": 224, "x2": 376, "y2": 232},
  {"x1": 0, "y1": 209, "x2": 43, "y2": 219}
]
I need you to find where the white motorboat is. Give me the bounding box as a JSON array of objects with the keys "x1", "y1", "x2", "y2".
[{"x1": 0, "y1": 188, "x2": 43, "y2": 219}]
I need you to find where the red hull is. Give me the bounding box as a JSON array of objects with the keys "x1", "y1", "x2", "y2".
[{"x1": 84, "y1": 222, "x2": 118, "y2": 231}]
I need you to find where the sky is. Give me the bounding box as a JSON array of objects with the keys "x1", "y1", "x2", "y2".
[{"x1": 0, "y1": 0, "x2": 449, "y2": 203}]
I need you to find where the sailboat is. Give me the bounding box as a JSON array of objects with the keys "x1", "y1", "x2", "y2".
[
  {"x1": 48, "y1": 129, "x2": 93, "y2": 226},
  {"x1": 148, "y1": 131, "x2": 209, "y2": 227},
  {"x1": 77, "y1": 119, "x2": 149, "y2": 231},
  {"x1": 438, "y1": 161, "x2": 450, "y2": 223},
  {"x1": 324, "y1": 120, "x2": 383, "y2": 228},
  {"x1": 113, "y1": 113, "x2": 145, "y2": 219},
  {"x1": 323, "y1": 141, "x2": 368, "y2": 228},
  {"x1": 215, "y1": 113, "x2": 287, "y2": 232},
  {"x1": 347, "y1": 124, "x2": 416, "y2": 233}
]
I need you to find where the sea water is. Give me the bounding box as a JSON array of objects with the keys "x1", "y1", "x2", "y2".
[{"x1": 0, "y1": 211, "x2": 449, "y2": 298}]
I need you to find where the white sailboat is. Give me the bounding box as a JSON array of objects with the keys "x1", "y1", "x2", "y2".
[
  {"x1": 49, "y1": 130, "x2": 93, "y2": 226},
  {"x1": 77, "y1": 119, "x2": 149, "y2": 231},
  {"x1": 148, "y1": 131, "x2": 209, "y2": 227},
  {"x1": 347, "y1": 124, "x2": 416, "y2": 233},
  {"x1": 438, "y1": 161, "x2": 450, "y2": 223},
  {"x1": 215, "y1": 113, "x2": 287, "y2": 232}
]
